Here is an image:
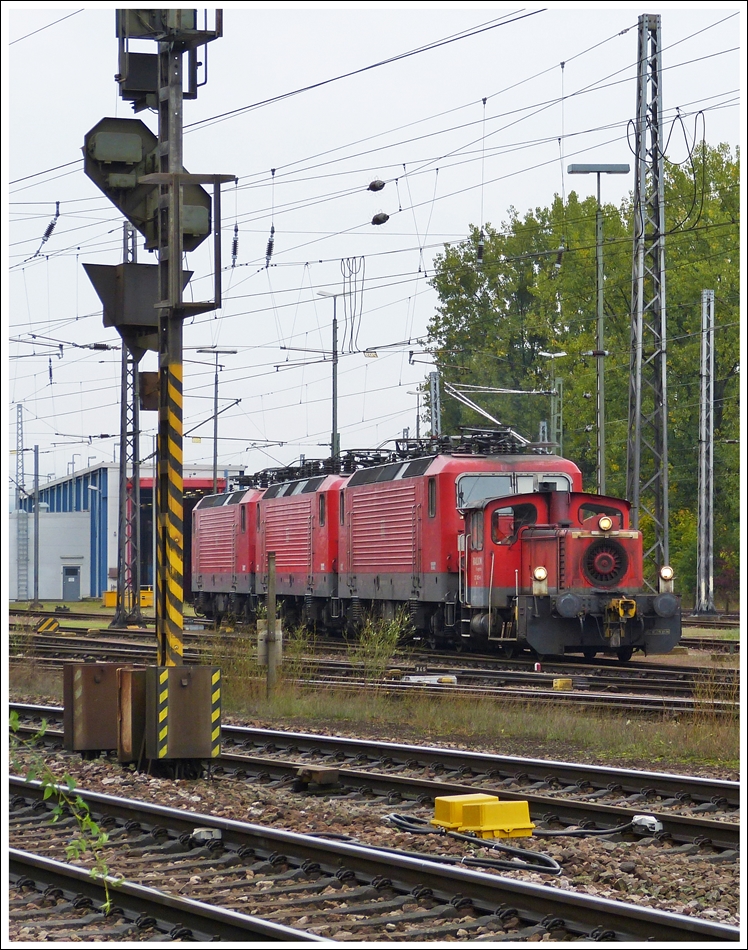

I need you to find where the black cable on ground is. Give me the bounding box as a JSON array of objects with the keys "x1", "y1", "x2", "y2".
[
  {"x1": 532, "y1": 820, "x2": 634, "y2": 837},
  {"x1": 383, "y1": 813, "x2": 562, "y2": 875}
]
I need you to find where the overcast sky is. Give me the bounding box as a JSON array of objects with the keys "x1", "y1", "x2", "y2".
[{"x1": 3, "y1": 2, "x2": 743, "y2": 499}]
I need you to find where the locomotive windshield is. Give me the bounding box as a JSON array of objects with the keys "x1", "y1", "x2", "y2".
[
  {"x1": 457, "y1": 474, "x2": 512, "y2": 507},
  {"x1": 456, "y1": 472, "x2": 572, "y2": 508}
]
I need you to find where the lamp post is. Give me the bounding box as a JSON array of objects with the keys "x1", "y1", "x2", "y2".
[
  {"x1": 197, "y1": 348, "x2": 237, "y2": 494},
  {"x1": 88, "y1": 484, "x2": 100, "y2": 597},
  {"x1": 317, "y1": 291, "x2": 340, "y2": 461},
  {"x1": 538, "y1": 351, "x2": 567, "y2": 456},
  {"x1": 407, "y1": 390, "x2": 421, "y2": 439},
  {"x1": 568, "y1": 163, "x2": 630, "y2": 494}
]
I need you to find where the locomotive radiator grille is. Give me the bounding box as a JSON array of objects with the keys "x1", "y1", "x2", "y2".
[
  {"x1": 583, "y1": 539, "x2": 629, "y2": 586},
  {"x1": 264, "y1": 496, "x2": 313, "y2": 572},
  {"x1": 350, "y1": 483, "x2": 417, "y2": 571}
]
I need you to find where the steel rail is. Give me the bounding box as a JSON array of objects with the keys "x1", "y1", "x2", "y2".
[
  {"x1": 9, "y1": 778, "x2": 740, "y2": 942},
  {"x1": 11, "y1": 719, "x2": 738, "y2": 850},
  {"x1": 9, "y1": 848, "x2": 322, "y2": 942},
  {"x1": 219, "y1": 724, "x2": 740, "y2": 807},
  {"x1": 216, "y1": 751, "x2": 740, "y2": 852},
  {"x1": 10, "y1": 704, "x2": 739, "y2": 806}
]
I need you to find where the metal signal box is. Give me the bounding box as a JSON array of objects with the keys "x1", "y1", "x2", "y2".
[
  {"x1": 63, "y1": 663, "x2": 121, "y2": 752},
  {"x1": 117, "y1": 667, "x2": 147, "y2": 764},
  {"x1": 145, "y1": 666, "x2": 221, "y2": 761}
]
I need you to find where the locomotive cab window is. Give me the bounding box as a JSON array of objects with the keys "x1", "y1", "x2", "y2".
[
  {"x1": 491, "y1": 502, "x2": 537, "y2": 544},
  {"x1": 319, "y1": 493, "x2": 326, "y2": 526},
  {"x1": 241, "y1": 505, "x2": 246, "y2": 533},
  {"x1": 470, "y1": 510, "x2": 483, "y2": 551},
  {"x1": 428, "y1": 477, "x2": 436, "y2": 517},
  {"x1": 339, "y1": 490, "x2": 345, "y2": 525}
]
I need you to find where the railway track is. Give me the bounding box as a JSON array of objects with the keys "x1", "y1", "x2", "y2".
[
  {"x1": 12, "y1": 704, "x2": 739, "y2": 852},
  {"x1": 9, "y1": 848, "x2": 318, "y2": 942},
  {"x1": 8, "y1": 777, "x2": 739, "y2": 942},
  {"x1": 9, "y1": 636, "x2": 739, "y2": 714}
]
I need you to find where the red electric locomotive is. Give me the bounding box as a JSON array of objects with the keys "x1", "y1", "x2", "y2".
[{"x1": 191, "y1": 436, "x2": 681, "y2": 660}]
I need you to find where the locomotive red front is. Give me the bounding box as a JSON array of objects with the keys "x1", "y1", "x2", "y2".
[{"x1": 191, "y1": 441, "x2": 681, "y2": 660}]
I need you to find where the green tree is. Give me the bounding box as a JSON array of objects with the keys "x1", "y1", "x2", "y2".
[{"x1": 426, "y1": 144, "x2": 739, "y2": 598}]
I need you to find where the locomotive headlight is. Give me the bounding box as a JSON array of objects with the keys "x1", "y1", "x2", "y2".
[
  {"x1": 598, "y1": 515, "x2": 613, "y2": 532},
  {"x1": 659, "y1": 564, "x2": 674, "y2": 593},
  {"x1": 532, "y1": 565, "x2": 548, "y2": 597}
]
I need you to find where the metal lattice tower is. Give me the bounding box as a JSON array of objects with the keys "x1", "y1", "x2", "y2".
[
  {"x1": 626, "y1": 13, "x2": 670, "y2": 584},
  {"x1": 16, "y1": 404, "x2": 29, "y2": 600},
  {"x1": 112, "y1": 223, "x2": 144, "y2": 627},
  {"x1": 694, "y1": 290, "x2": 716, "y2": 614}
]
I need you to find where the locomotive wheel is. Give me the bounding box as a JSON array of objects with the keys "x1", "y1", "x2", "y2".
[
  {"x1": 616, "y1": 646, "x2": 633, "y2": 663},
  {"x1": 583, "y1": 649, "x2": 597, "y2": 661},
  {"x1": 502, "y1": 642, "x2": 516, "y2": 659}
]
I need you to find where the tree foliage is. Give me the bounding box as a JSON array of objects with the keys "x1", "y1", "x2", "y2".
[{"x1": 426, "y1": 144, "x2": 740, "y2": 600}]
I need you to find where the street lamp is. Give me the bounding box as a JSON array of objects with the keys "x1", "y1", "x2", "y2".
[
  {"x1": 197, "y1": 348, "x2": 238, "y2": 494},
  {"x1": 88, "y1": 484, "x2": 101, "y2": 597},
  {"x1": 568, "y1": 163, "x2": 630, "y2": 494},
  {"x1": 538, "y1": 352, "x2": 567, "y2": 456},
  {"x1": 317, "y1": 291, "x2": 340, "y2": 461},
  {"x1": 407, "y1": 390, "x2": 421, "y2": 439}
]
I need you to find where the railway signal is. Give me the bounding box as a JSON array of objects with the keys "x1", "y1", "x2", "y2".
[{"x1": 69, "y1": 9, "x2": 232, "y2": 768}]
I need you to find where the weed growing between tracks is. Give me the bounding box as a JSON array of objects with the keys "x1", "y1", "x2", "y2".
[
  {"x1": 691, "y1": 667, "x2": 740, "y2": 725},
  {"x1": 9, "y1": 659, "x2": 62, "y2": 703},
  {"x1": 217, "y1": 684, "x2": 739, "y2": 771},
  {"x1": 348, "y1": 610, "x2": 412, "y2": 683},
  {"x1": 9, "y1": 711, "x2": 122, "y2": 913}
]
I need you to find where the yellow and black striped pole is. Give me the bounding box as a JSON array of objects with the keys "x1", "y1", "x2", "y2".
[
  {"x1": 156, "y1": 354, "x2": 184, "y2": 667},
  {"x1": 157, "y1": 667, "x2": 169, "y2": 758},
  {"x1": 211, "y1": 668, "x2": 221, "y2": 758},
  {"x1": 154, "y1": 37, "x2": 185, "y2": 669}
]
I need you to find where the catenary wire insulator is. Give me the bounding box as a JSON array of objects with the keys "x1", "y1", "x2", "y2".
[
  {"x1": 231, "y1": 223, "x2": 239, "y2": 268},
  {"x1": 368, "y1": 179, "x2": 385, "y2": 192},
  {"x1": 43, "y1": 203, "x2": 60, "y2": 242},
  {"x1": 265, "y1": 224, "x2": 275, "y2": 268},
  {"x1": 554, "y1": 244, "x2": 565, "y2": 274},
  {"x1": 33, "y1": 201, "x2": 61, "y2": 259}
]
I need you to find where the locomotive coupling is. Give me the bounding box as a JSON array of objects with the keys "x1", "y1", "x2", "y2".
[{"x1": 608, "y1": 597, "x2": 637, "y2": 619}]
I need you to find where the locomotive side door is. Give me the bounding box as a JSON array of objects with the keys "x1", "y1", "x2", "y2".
[{"x1": 461, "y1": 508, "x2": 484, "y2": 607}]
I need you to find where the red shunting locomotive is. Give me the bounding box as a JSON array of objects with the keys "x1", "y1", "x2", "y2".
[{"x1": 191, "y1": 437, "x2": 681, "y2": 660}]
